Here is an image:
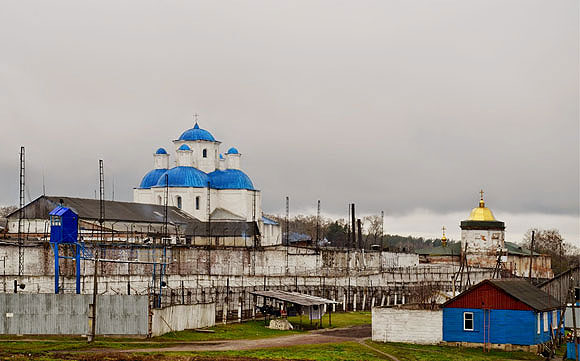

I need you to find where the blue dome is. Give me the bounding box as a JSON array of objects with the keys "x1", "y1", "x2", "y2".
[
  {"x1": 155, "y1": 166, "x2": 209, "y2": 188},
  {"x1": 209, "y1": 169, "x2": 254, "y2": 190},
  {"x1": 178, "y1": 144, "x2": 191, "y2": 151},
  {"x1": 139, "y1": 168, "x2": 167, "y2": 188},
  {"x1": 178, "y1": 123, "x2": 216, "y2": 142},
  {"x1": 227, "y1": 147, "x2": 239, "y2": 154},
  {"x1": 155, "y1": 148, "x2": 167, "y2": 155}
]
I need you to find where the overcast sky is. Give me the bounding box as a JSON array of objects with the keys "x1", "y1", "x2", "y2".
[{"x1": 0, "y1": 1, "x2": 578, "y2": 243}]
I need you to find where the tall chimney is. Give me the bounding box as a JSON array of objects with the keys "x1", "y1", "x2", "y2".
[
  {"x1": 351, "y1": 203, "x2": 356, "y2": 249},
  {"x1": 357, "y1": 218, "x2": 363, "y2": 250}
]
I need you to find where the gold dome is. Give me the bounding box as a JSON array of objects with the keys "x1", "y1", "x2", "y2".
[{"x1": 468, "y1": 190, "x2": 496, "y2": 221}]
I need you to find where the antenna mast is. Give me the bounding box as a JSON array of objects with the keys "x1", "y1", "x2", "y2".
[
  {"x1": 17, "y1": 146, "x2": 25, "y2": 276},
  {"x1": 99, "y1": 160, "x2": 105, "y2": 240}
]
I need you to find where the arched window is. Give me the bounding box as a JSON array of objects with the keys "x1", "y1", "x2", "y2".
[
  {"x1": 176, "y1": 196, "x2": 182, "y2": 209},
  {"x1": 158, "y1": 195, "x2": 162, "y2": 205},
  {"x1": 195, "y1": 196, "x2": 200, "y2": 210},
  {"x1": 202, "y1": 149, "x2": 207, "y2": 158}
]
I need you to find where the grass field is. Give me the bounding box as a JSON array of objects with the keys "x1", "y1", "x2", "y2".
[
  {"x1": 121, "y1": 341, "x2": 547, "y2": 361},
  {"x1": 0, "y1": 312, "x2": 554, "y2": 361}
]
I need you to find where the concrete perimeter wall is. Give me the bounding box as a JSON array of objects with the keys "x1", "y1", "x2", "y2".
[
  {"x1": 151, "y1": 303, "x2": 215, "y2": 336},
  {"x1": 372, "y1": 307, "x2": 442, "y2": 344},
  {"x1": 0, "y1": 294, "x2": 148, "y2": 335}
]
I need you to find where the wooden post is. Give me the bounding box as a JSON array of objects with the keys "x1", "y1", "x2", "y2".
[
  {"x1": 573, "y1": 303, "x2": 578, "y2": 361},
  {"x1": 329, "y1": 302, "x2": 332, "y2": 327}
]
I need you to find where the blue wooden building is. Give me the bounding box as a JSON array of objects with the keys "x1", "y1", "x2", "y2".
[{"x1": 442, "y1": 279, "x2": 563, "y2": 346}]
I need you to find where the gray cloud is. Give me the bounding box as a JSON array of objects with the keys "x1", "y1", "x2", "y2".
[{"x1": 0, "y1": 1, "x2": 578, "y2": 236}]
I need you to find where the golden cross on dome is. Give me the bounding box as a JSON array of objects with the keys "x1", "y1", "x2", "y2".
[
  {"x1": 442, "y1": 225, "x2": 446, "y2": 235},
  {"x1": 193, "y1": 113, "x2": 199, "y2": 123},
  {"x1": 479, "y1": 189, "x2": 484, "y2": 200}
]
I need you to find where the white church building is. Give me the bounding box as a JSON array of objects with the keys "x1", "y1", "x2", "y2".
[{"x1": 133, "y1": 122, "x2": 281, "y2": 246}]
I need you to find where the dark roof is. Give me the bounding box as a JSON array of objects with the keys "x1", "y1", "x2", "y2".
[
  {"x1": 443, "y1": 279, "x2": 562, "y2": 311},
  {"x1": 416, "y1": 242, "x2": 461, "y2": 256},
  {"x1": 184, "y1": 220, "x2": 258, "y2": 237},
  {"x1": 504, "y1": 241, "x2": 542, "y2": 256},
  {"x1": 7, "y1": 195, "x2": 196, "y2": 225},
  {"x1": 417, "y1": 241, "x2": 542, "y2": 257}
]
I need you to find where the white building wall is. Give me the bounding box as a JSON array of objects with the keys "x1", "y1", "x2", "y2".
[
  {"x1": 461, "y1": 229, "x2": 505, "y2": 254},
  {"x1": 372, "y1": 307, "x2": 443, "y2": 344}
]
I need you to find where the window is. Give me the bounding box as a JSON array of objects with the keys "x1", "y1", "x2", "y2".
[
  {"x1": 202, "y1": 149, "x2": 207, "y2": 158},
  {"x1": 158, "y1": 195, "x2": 162, "y2": 205},
  {"x1": 176, "y1": 196, "x2": 182, "y2": 209},
  {"x1": 553, "y1": 310, "x2": 558, "y2": 329},
  {"x1": 195, "y1": 196, "x2": 200, "y2": 210},
  {"x1": 544, "y1": 312, "x2": 548, "y2": 332},
  {"x1": 51, "y1": 216, "x2": 61, "y2": 226},
  {"x1": 463, "y1": 312, "x2": 474, "y2": 331},
  {"x1": 537, "y1": 313, "x2": 541, "y2": 334}
]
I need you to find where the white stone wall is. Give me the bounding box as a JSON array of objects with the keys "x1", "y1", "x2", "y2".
[
  {"x1": 372, "y1": 307, "x2": 442, "y2": 344},
  {"x1": 461, "y1": 229, "x2": 504, "y2": 254}
]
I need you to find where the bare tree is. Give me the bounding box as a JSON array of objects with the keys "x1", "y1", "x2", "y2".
[
  {"x1": 522, "y1": 228, "x2": 578, "y2": 274},
  {"x1": 0, "y1": 205, "x2": 18, "y2": 218}
]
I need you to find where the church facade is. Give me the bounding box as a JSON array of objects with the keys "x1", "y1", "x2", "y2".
[{"x1": 133, "y1": 122, "x2": 281, "y2": 246}]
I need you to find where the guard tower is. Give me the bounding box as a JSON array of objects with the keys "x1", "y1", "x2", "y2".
[
  {"x1": 50, "y1": 206, "x2": 78, "y2": 244},
  {"x1": 49, "y1": 206, "x2": 82, "y2": 294}
]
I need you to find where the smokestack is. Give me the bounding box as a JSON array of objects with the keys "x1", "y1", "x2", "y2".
[
  {"x1": 351, "y1": 203, "x2": 356, "y2": 249},
  {"x1": 357, "y1": 219, "x2": 362, "y2": 250}
]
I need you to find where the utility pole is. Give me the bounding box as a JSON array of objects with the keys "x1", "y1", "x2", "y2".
[
  {"x1": 18, "y1": 146, "x2": 25, "y2": 276},
  {"x1": 528, "y1": 230, "x2": 535, "y2": 282},
  {"x1": 90, "y1": 160, "x2": 105, "y2": 343},
  {"x1": 380, "y1": 210, "x2": 385, "y2": 251},
  {"x1": 316, "y1": 200, "x2": 320, "y2": 249}
]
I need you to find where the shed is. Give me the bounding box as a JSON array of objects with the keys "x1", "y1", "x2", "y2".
[{"x1": 442, "y1": 279, "x2": 563, "y2": 347}]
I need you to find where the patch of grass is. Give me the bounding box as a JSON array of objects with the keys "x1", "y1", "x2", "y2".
[
  {"x1": 155, "y1": 320, "x2": 303, "y2": 341},
  {"x1": 287, "y1": 311, "x2": 371, "y2": 330},
  {"x1": 140, "y1": 342, "x2": 386, "y2": 361},
  {"x1": 156, "y1": 312, "x2": 370, "y2": 341},
  {"x1": 366, "y1": 340, "x2": 543, "y2": 361}
]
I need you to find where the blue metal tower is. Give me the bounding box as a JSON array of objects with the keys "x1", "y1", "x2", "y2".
[{"x1": 49, "y1": 206, "x2": 84, "y2": 294}]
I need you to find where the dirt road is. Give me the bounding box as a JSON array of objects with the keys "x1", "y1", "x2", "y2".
[{"x1": 121, "y1": 325, "x2": 371, "y2": 353}]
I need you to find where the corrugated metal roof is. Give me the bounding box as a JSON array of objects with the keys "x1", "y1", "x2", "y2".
[
  {"x1": 489, "y1": 279, "x2": 562, "y2": 311},
  {"x1": 8, "y1": 196, "x2": 196, "y2": 225},
  {"x1": 250, "y1": 290, "x2": 338, "y2": 306},
  {"x1": 184, "y1": 220, "x2": 258, "y2": 237}
]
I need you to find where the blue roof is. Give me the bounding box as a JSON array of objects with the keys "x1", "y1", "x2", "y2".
[
  {"x1": 178, "y1": 144, "x2": 191, "y2": 151},
  {"x1": 262, "y1": 216, "x2": 279, "y2": 225},
  {"x1": 139, "y1": 168, "x2": 168, "y2": 188},
  {"x1": 219, "y1": 153, "x2": 225, "y2": 160},
  {"x1": 227, "y1": 147, "x2": 239, "y2": 154},
  {"x1": 49, "y1": 206, "x2": 77, "y2": 217},
  {"x1": 178, "y1": 123, "x2": 216, "y2": 142},
  {"x1": 209, "y1": 169, "x2": 254, "y2": 190},
  {"x1": 155, "y1": 166, "x2": 209, "y2": 188},
  {"x1": 155, "y1": 148, "x2": 167, "y2": 154}
]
